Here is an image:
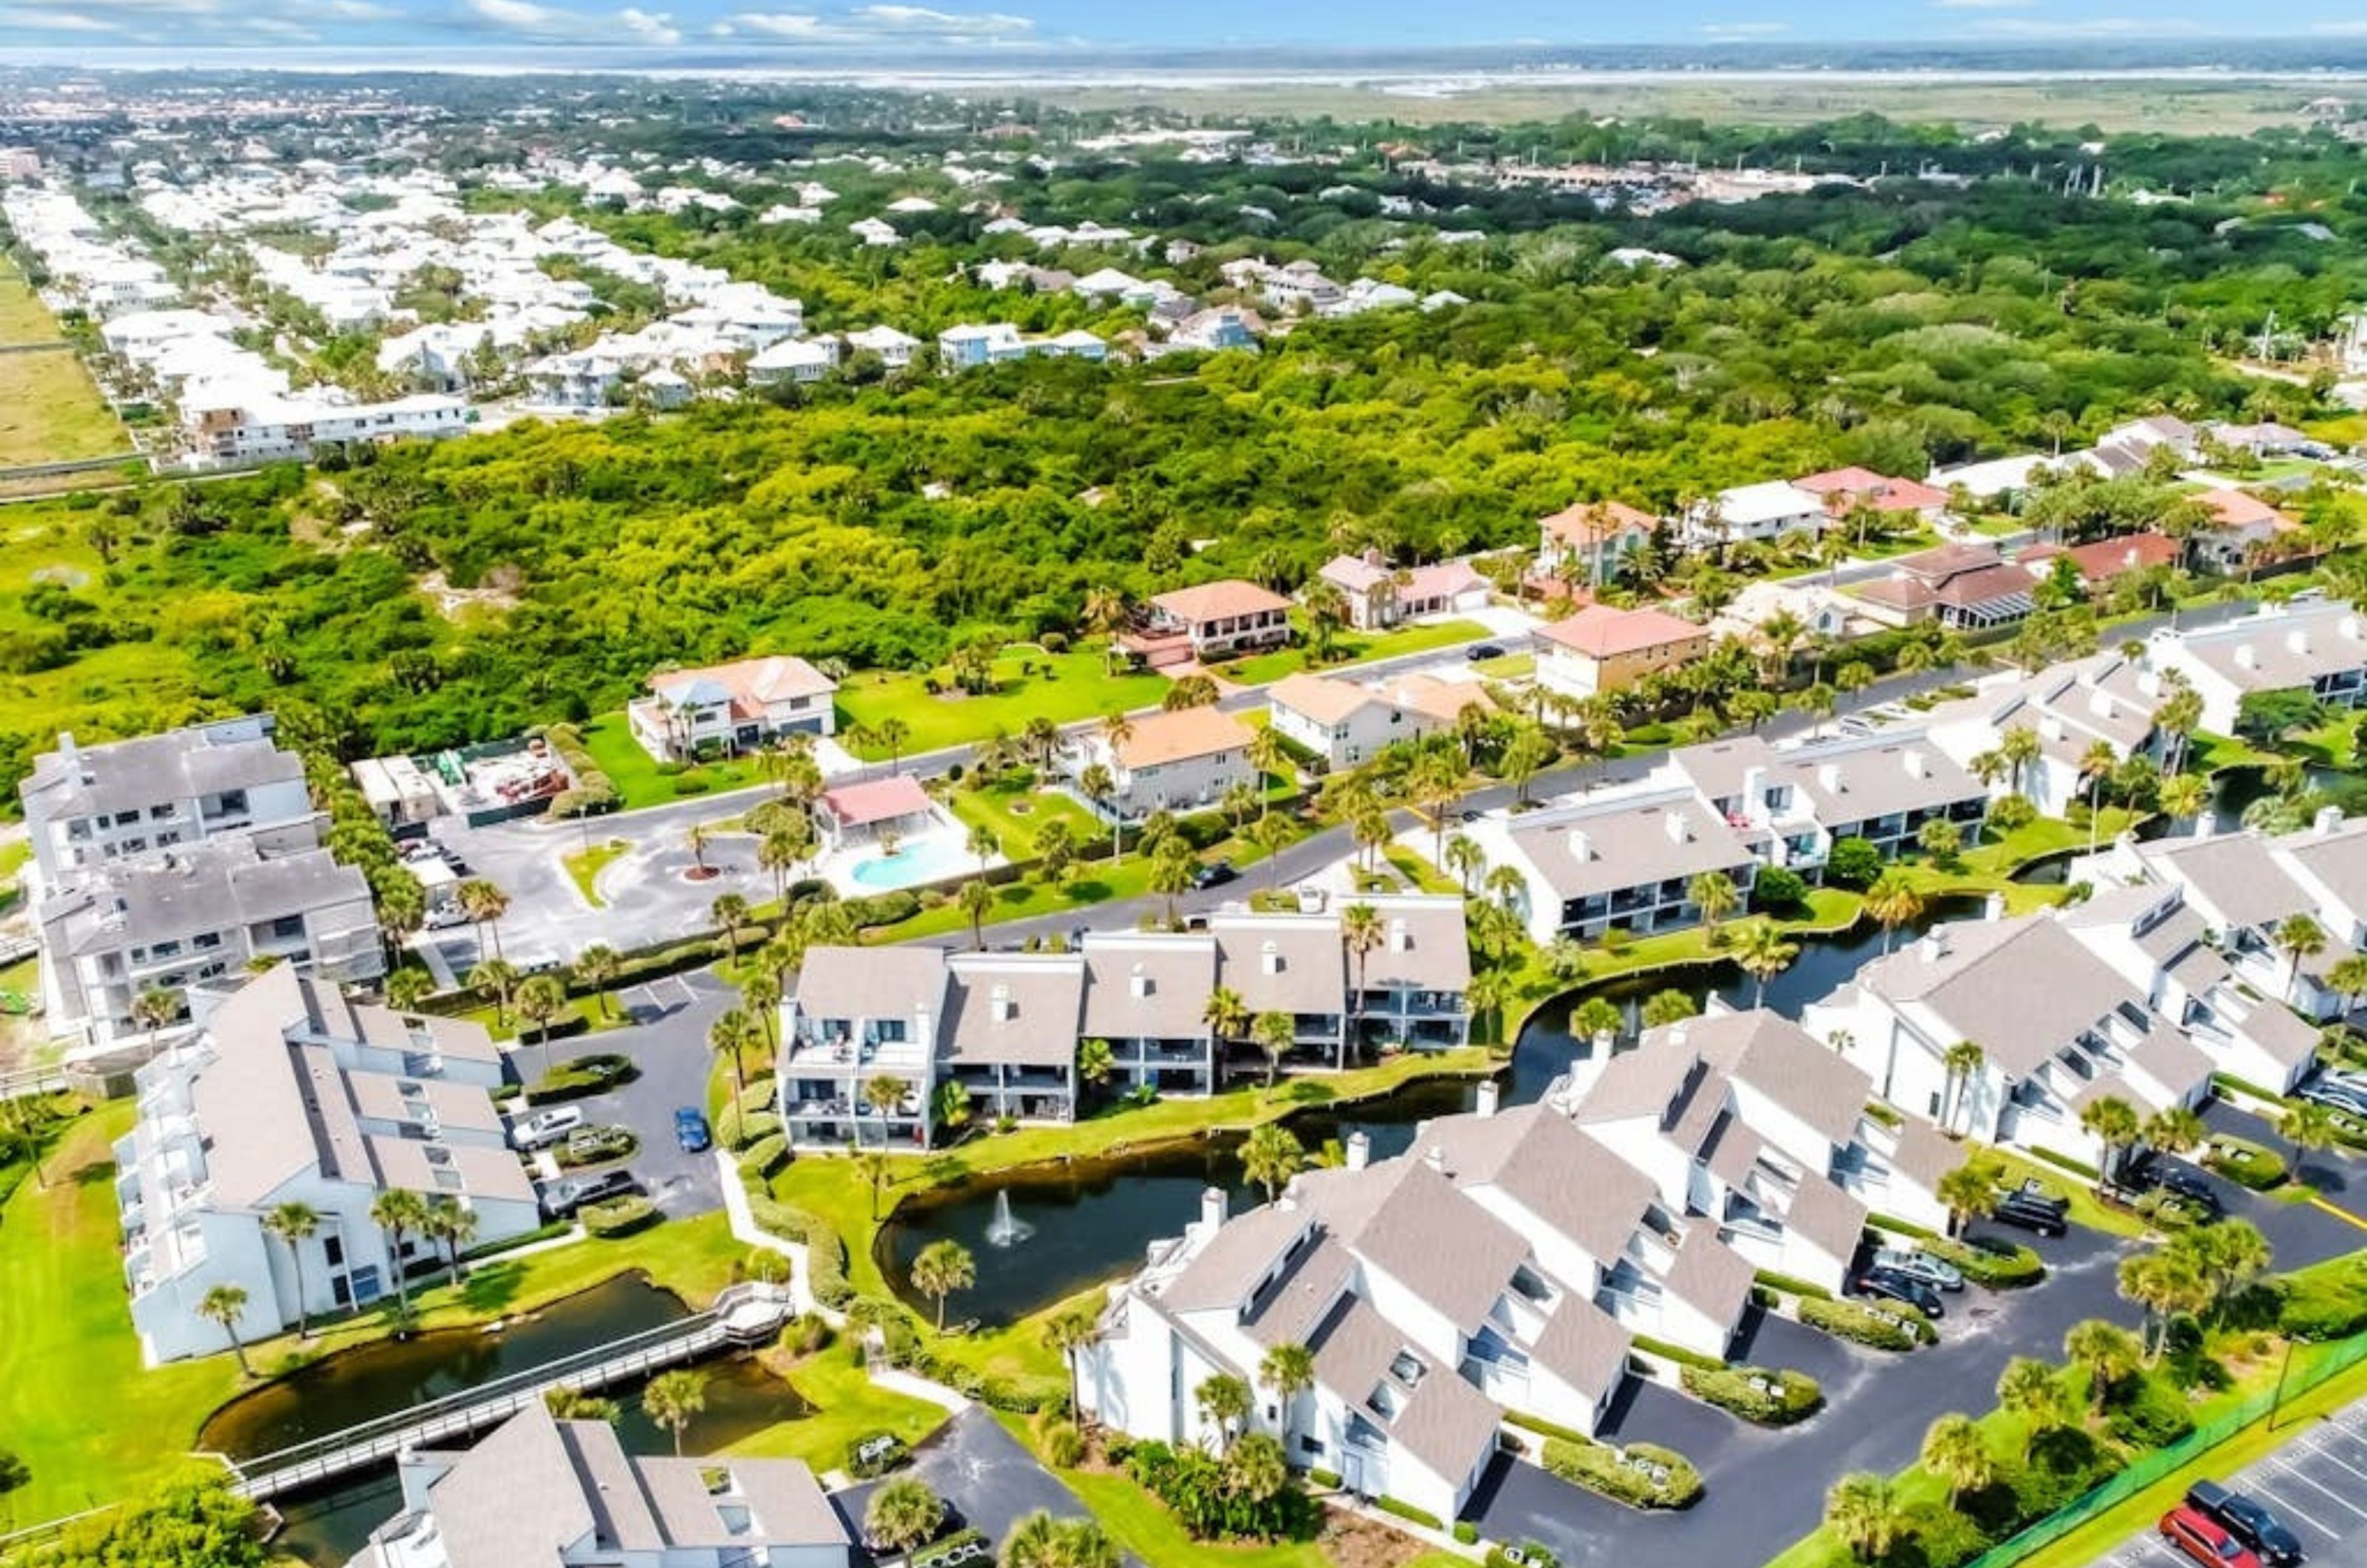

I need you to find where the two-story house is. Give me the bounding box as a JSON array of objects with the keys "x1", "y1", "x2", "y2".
[
  {"x1": 18, "y1": 717, "x2": 318, "y2": 885},
  {"x1": 1536, "y1": 499, "x2": 1658, "y2": 589},
  {"x1": 2147, "y1": 600, "x2": 2367, "y2": 735},
  {"x1": 1213, "y1": 913, "x2": 1348, "y2": 1072},
  {"x1": 1488, "y1": 788, "x2": 1760, "y2": 945},
  {"x1": 1534, "y1": 604, "x2": 1710, "y2": 703},
  {"x1": 628, "y1": 655, "x2": 839, "y2": 763},
  {"x1": 1066, "y1": 706, "x2": 1257, "y2": 822},
  {"x1": 1265, "y1": 672, "x2": 1490, "y2": 771},
  {"x1": 1667, "y1": 731, "x2": 1988, "y2": 875},
  {"x1": 1080, "y1": 932, "x2": 1222, "y2": 1095},
  {"x1": 778, "y1": 946, "x2": 948, "y2": 1149},
  {"x1": 1134, "y1": 581, "x2": 1294, "y2": 663}
]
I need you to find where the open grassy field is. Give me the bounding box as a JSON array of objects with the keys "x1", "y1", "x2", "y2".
[
  {"x1": 835, "y1": 647, "x2": 1171, "y2": 760},
  {"x1": 0, "y1": 264, "x2": 65, "y2": 345},
  {"x1": 1223, "y1": 617, "x2": 1488, "y2": 686},
  {"x1": 0, "y1": 347, "x2": 131, "y2": 468},
  {"x1": 0, "y1": 504, "x2": 202, "y2": 743}
]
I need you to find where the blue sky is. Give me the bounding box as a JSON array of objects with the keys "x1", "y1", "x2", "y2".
[{"x1": 2, "y1": 0, "x2": 2365, "y2": 53}]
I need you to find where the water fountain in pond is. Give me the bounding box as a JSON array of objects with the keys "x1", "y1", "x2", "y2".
[{"x1": 984, "y1": 1189, "x2": 1034, "y2": 1248}]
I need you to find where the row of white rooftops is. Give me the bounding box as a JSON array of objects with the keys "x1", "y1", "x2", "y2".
[{"x1": 2, "y1": 186, "x2": 180, "y2": 317}]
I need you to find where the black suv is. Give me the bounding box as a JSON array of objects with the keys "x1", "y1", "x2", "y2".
[
  {"x1": 1992, "y1": 1183, "x2": 2070, "y2": 1238},
  {"x1": 1191, "y1": 859, "x2": 1237, "y2": 891},
  {"x1": 2187, "y1": 1480, "x2": 2303, "y2": 1566},
  {"x1": 1853, "y1": 1266, "x2": 1945, "y2": 1319},
  {"x1": 2138, "y1": 1157, "x2": 2224, "y2": 1220}
]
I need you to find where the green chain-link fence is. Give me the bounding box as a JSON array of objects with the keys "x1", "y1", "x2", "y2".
[{"x1": 1963, "y1": 1333, "x2": 2367, "y2": 1568}]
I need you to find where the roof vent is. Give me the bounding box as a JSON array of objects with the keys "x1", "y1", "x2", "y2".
[
  {"x1": 1389, "y1": 919, "x2": 1410, "y2": 951},
  {"x1": 990, "y1": 983, "x2": 1013, "y2": 1022},
  {"x1": 1262, "y1": 940, "x2": 1281, "y2": 976},
  {"x1": 2234, "y1": 643, "x2": 2258, "y2": 670},
  {"x1": 1664, "y1": 811, "x2": 1689, "y2": 844},
  {"x1": 1130, "y1": 963, "x2": 1152, "y2": 999}
]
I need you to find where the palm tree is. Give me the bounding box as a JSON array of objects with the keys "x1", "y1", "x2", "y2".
[
  {"x1": 710, "y1": 1007, "x2": 758, "y2": 1105},
  {"x1": 1502, "y1": 723, "x2": 1554, "y2": 807},
  {"x1": 1996, "y1": 1357, "x2": 2064, "y2": 1456},
  {"x1": 1084, "y1": 587, "x2": 1130, "y2": 672},
  {"x1": 1573, "y1": 996, "x2": 1623, "y2": 1053},
  {"x1": 1258, "y1": 1341, "x2": 1315, "y2": 1420},
  {"x1": 856, "y1": 1151, "x2": 893, "y2": 1223},
  {"x1": 1998, "y1": 724, "x2": 2042, "y2": 801},
  {"x1": 2281, "y1": 1100, "x2": 2337, "y2": 1180},
  {"x1": 574, "y1": 944, "x2": 621, "y2": 1018},
  {"x1": 2144, "y1": 1106, "x2": 2206, "y2": 1162},
  {"x1": 515, "y1": 973, "x2": 569, "y2": 1071},
  {"x1": 466, "y1": 959, "x2": 518, "y2": 1027},
  {"x1": 1688, "y1": 871, "x2": 1740, "y2": 939},
  {"x1": 865, "y1": 1072, "x2": 908, "y2": 1149},
  {"x1": 2078, "y1": 738, "x2": 2119, "y2": 851},
  {"x1": 1148, "y1": 839, "x2": 1195, "y2": 930},
  {"x1": 1246, "y1": 725, "x2": 1289, "y2": 815},
  {"x1": 1002, "y1": 1513, "x2": 1118, "y2": 1568},
  {"x1": 456, "y1": 878, "x2": 510, "y2": 960},
  {"x1": 1466, "y1": 967, "x2": 1510, "y2": 1044},
  {"x1": 911, "y1": 1238, "x2": 976, "y2": 1331},
  {"x1": 1193, "y1": 1371, "x2": 1252, "y2": 1453},
  {"x1": 1340, "y1": 902, "x2": 1382, "y2": 1063},
  {"x1": 263, "y1": 1202, "x2": 321, "y2": 1338},
  {"x1": 959, "y1": 878, "x2": 997, "y2": 949},
  {"x1": 1250, "y1": 1010, "x2": 1294, "y2": 1088},
  {"x1": 1078, "y1": 762, "x2": 1121, "y2": 862},
  {"x1": 199, "y1": 1284, "x2": 253, "y2": 1377},
  {"x1": 1864, "y1": 871, "x2": 1925, "y2": 954},
  {"x1": 1443, "y1": 833, "x2": 1483, "y2": 895},
  {"x1": 2277, "y1": 913, "x2": 2329, "y2": 1001},
  {"x1": 1224, "y1": 1431, "x2": 1289, "y2": 1505},
  {"x1": 1044, "y1": 1308, "x2": 1099, "y2": 1421},
  {"x1": 865, "y1": 1477, "x2": 947, "y2": 1555},
  {"x1": 385, "y1": 967, "x2": 435, "y2": 1013},
  {"x1": 1203, "y1": 985, "x2": 1247, "y2": 1056},
  {"x1": 2158, "y1": 771, "x2": 2210, "y2": 834},
  {"x1": 2063, "y1": 1319, "x2": 2142, "y2": 1413},
  {"x1": 1732, "y1": 920, "x2": 1798, "y2": 1006},
  {"x1": 1942, "y1": 1040, "x2": 1986, "y2": 1134},
  {"x1": 371, "y1": 1188, "x2": 428, "y2": 1317},
  {"x1": 2080, "y1": 1095, "x2": 2141, "y2": 1186},
  {"x1": 1920, "y1": 1413, "x2": 1993, "y2": 1510},
  {"x1": 875, "y1": 717, "x2": 912, "y2": 771},
  {"x1": 2329, "y1": 953, "x2": 2367, "y2": 1016},
  {"x1": 1937, "y1": 1159, "x2": 1997, "y2": 1238},
  {"x1": 644, "y1": 1368, "x2": 707, "y2": 1456},
  {"x1": 2119, "y1": 1250, "x2": 2204, "y2": 1362},
  {"x1": 1240, "y1": 1122, "x2": 1304, "y2": 1203},
  {"x1": 1823, "y1": 1473, "x2": 1904, "y2": 1566}
]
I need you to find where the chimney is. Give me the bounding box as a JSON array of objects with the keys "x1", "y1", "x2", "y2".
[
  {"x1": 1423, "y1": 1145, "x2": 1447, "y2": 1175},
  {"x1": 1475, "y1": 1080, "x2": 1501, "y2": 1118},
  {"x1": 1389, "y1": 918, "x2": 1410, "y2": 951},
  {"x1": 990, "y1": 983, "x2": 1013, "y2": 1023},
  {"x1": 2235, "y1": 643, "x2": 2258, "y2": 670},
  {"x1": 1664, "y1": 810, "x2": 1689, "y2": 844},
  {"x1": 57, "y1": 732, "x2": 76, "y2": 765},
  {"x1": 1917, "y1": 930, "x2": 1948, "y2": 963},
  {"x1": 1985, "y1": 891, "x2": 2008, "y2": 922},
  {"x1": 1130, "y1": 963, "x2": 1151, "y2": 999},
  {"x1": 1902, "y1": 750, "x2": 1927, "y2": 779},
  {"x1": 1362, "y1": 547, "x2": 1383, "y2": 567},
  {"x1": 1740, "y1": 765, "x2": 1769, "y2": 816},
  {"x1": 2123, "y1": 547, "x2": 2140, "y2": 571},
  {"x1": 2137, "y1": 669, "x2": 2161, "y2": 697},
  {"x1": 1261, "y1": 940, "x2": 1282, "y2": 976},
  {"x1": 913, "y1": 1004, "x2": 931, "y2": 1042},
  {"x1": 2287, "y1": 629, "x2": 2312, "y2": 656},
  {"x1": 1345, "y1": 1131, "x2": 1371, "y2": 1170},
  {"x1": 1200, "y1": 1186, "x2": 1229, "y2": 1233},
  {"x1": 1568, "y1": 829, "x2": 1593, "y2": 862},
  {"x1": 2316, "y1": 805, "x2": 2346, "y2": 837},
  {"x1": 1817, "y1": 763, "x2": 1843, "y2": 794}
]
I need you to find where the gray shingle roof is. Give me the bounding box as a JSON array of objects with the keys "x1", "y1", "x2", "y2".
[
  {"x1": 1857, "y1": 913, "x2": 2144, "y2": 1078},
  {"x1": 942, "y1": 953, "x2": 1084, "y2": 1068},
  {"x1": 1508, "y1": 789, "x2": 1758, "y2": 903},
  {"x1": 1079, "y1": 932, "x2": 1218, "y2": 1041},
  {"x1": 20, "y1": 717, "x2": 303, "y2": 822},
  {"x1": 2144, "y1": 835, "x2": 2314, "y2": 932},
  {"x1": 1415, "y1": 1106, "x2": 1658, "y2": 1267},
  {"x1": 1213, "y1": 914, "x2": 1345, "y2": 1016},
  {"x1": 792, "y1": 945, "x2": 948, "y2": 1024}
]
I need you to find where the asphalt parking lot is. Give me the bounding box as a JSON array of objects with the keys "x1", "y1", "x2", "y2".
[
  {"x1": 523, "y1": 969, "x2": 735, "y2": 1220},
  {"x1": 2090, "y1": 1398, "x2": 2367, "y2": 1568},
  {"x1": 833, "y1": 1406, "x2": 1130, "y2": 1565}
]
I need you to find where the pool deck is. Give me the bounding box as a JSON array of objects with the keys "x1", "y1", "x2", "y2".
[{"x1": 819, "y1": 820, "x2": 1004, "y2": 896}]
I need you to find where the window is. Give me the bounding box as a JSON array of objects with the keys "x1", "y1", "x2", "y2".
[{"x1": 112, "y1": 811, "x2": 140, "y2": 827}]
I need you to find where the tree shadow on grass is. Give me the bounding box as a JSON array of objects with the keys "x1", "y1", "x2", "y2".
[{"x1": 459, "y1": 1260, "x2": 527, "y2": 1317}]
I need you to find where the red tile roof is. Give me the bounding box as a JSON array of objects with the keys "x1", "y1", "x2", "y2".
[
  {"x1": 1540, "y1": 499, "x2": 1660, "y2": 547},
  {"x1": 1794, "y1": 468, "x2": 1951, "y2": 514},
  {"x1": 1152, "y1": 580, "x2": 1293, "y2": 624},
  {"x1": 1537, "y1": 604, "x2": 1708, "y2": 659},
  {"x1": 2021, "y1": 533, "x2": 2181, "y2": 583}
]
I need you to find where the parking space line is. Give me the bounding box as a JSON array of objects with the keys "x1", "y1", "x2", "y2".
[
  {"x1": 2267, "y1": 1456, "x2": 2367, "y2": 1519},
  {"x1": 2242, "y1": 1474, "x2": 2340, "y2": 1538},
  {"x1": 2293, "y1": 1433, "x2": 2367, "y2": 1486}
]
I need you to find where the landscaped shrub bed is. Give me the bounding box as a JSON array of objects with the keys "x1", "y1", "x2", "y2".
[
  {"x1": 1680, "y1": 1365, "x2": 1823, "y2": 1425},
  {"x1": 1926, "y1": 1236, "x2": 2046, "y2": 1288},
  {"x1": 523, "y1": 1052, "x2": 635, "y2": 1105},
  {"x1": 581, "y1": 1195, "x2": 658, "y2": 1237},
  {"x1": 910, "y1": 1528, "x2": 985, "y2": 1568},
  {"x1": 1371, "y1": 1495, "x2": 1442, "y2": 1531},
  {"x1": 553, "y1": 1125, "x2": 637, "y2": 1169},
  {"x1": 2025, "y1": 1146, "x2": 2102, "y2": 1182},
  {"x1": 2202, "y1": 1135, "x2": 2289, "y2": 1190},
  {"x1": 2275, "y1": 1252, "x2": 2367, "y2": 1340},
  {"x1": 1800, "y1": 1296, "x2": 1936, "y2": 1351},
  {"x1": 745, "y1": 1175, "x2": 854, "y2": 1308},
  {"x1": 737, "y1": 1134, "x2": 790, "y2": 1181},
  {"x1": 1752, "y1": 1270, "x2": 1837, "y2": 1302},
  {"x1": 1541, "y1": 1437, "x2": 1704, "y2": 1510},
  {"x1": 2103, "y1": 1373, "x2": 2196, "y2": 1449},
  {"x1": 1123, "y1": 1439, "x2": 1316, "y2": 1540},
  {"x1": 1632, "y1": 1334, "x2": 1722, "y2": 1371},
  {"x1": 718, "y1": 1107, "x2": 783, "y2": 1151}
]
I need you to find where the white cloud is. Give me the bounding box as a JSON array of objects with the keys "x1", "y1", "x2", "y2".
[
  {"x1": 459, "y1": 0, "x2": 679, "y2": 40},
  {"x1": 1698, "y1": 20, "x2": 1788, "y2": 35},
  {"x1": 618, "y1": 4, "x2": 680, "y2": 40},
  {"x1": 0, "y1": 6, "x2": 124, "y2": 27},
  {"x1": 723, "y1": 4, "x2": 1031, "y2": 41}
]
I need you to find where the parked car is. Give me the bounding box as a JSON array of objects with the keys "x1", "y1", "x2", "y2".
[
  {"x1": 544, "y1": 1169, "x2": 641, "y2": 1217},
  {"x1": 2187, "y1": 1482, "x2": 2302, "y2": 1566},
  {"x1": 1465, "y1": 643, "x2": 1506, "y2": 661},
  {"x1": 2136, "y1": 1156, "x2": 2224, "y2": 1219},
  {"x1": 1873, "y1": 1246, "x2": 1965, "y2": 1292},
  {"x1": 1852, "y1": 1266, "x2": 1944, "y2": 1319},
  {"x1": 674, "y1": 1107, "x2": 712, "y2": 1154},
  {"x1": 1992, "y1": 1185, "x2": 2070, "y2": 1238},
  {"x1": 2160, "y1": 1504, "x2": 2263, "y2": 1568},
  {"x1": 2299, "y1": 1074, "x2": 2367, "y2": 1117},
  {"x1": 1191, "y1": 859, "x2": 1237, "y2": 891},
  {"x1": 510, "y1": 1106, "x2": 585, "y2": 1150}
]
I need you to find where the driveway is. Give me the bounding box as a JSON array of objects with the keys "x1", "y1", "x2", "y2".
[
  {"x1": 2197, "y1": 1102, "x2": 2367, "y2": 1270},
  {"x1": 1470, "y1": 1222, "x2": 2140, "y2": 1568},
  {"x1": 834, "y1": 1405, "x2": 1129, "y2": 1564},
  {"x1": 530, "y1": 969, "x2": 735, "y2": 1220}
]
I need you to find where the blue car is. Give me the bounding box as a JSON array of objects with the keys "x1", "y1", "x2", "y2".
[{"x1": 674, "y1": 1107, "x2": 712, "y2": 1153}]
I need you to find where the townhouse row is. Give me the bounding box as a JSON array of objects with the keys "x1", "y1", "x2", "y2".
[{"x1": 776, "y1": 896, "x2": 1470, "y2": 1149}]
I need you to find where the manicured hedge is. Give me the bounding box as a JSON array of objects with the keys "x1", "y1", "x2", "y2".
[
  {"x1": 554, "y1": 1125, "x2": 638, "y2": 1169},
  {"x1": 1926, "y1": 1236, "x2": 2046, "y2": 1288},
  {"x1": 719, "y1": 1106, "x2": 783, "y2": 1151},
  {"x1": 2104, "y1": 1373, "x2": 2196, "y2": 1449},
  {"x1": 582, "y1": 1195, "x2": 659, "y2": 1237},
  {"x1": 1800, "y1": 1296, "x2": 1935, "y2": 1351},
  {"x1": 1372, "y1": 1496, "x2": 1442, "y2": 1530},
  {"x1": 524, "y1": 1052, "x2": 635, "y2": 1105},
  {"x1": 2025, "y1": 1146, "x2": 2102, "y2": 1181},
  {"x1": 1542, "y1": 1438, "x2": 1704, "y2": 1510},
  {"x1": 737, "y1": 1134, "x2": 790, "y2": 1181},
  {"x1": 1752, "y1": 1269, "x2": 1836, "y2": 1302},
  {"x1": 744, "y1": 1174, "x2": 853, "y2": 1308},
  {"x1": 2276, "y1": 1252, "x2": 2367, "y2": 1341},
  {"x1": 1632, "y1": 1334, "x2": 1722, "y2": 1372},
  {"x1": 2202, "y1": 1135, "x2": 2288, "y2": 1191},
  {"x1": 1680, "y1": 1365, "x2": 1823, "y2": 1425}
]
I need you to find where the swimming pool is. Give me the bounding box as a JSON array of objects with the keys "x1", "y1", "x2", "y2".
[{"x1": 848, "y1": 837, "x2": 970, "y2": 890}]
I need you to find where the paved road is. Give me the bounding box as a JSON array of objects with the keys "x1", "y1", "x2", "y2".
[
  {"x1": 527, "y1": 969, "x2": 735, "y2": 1220},
  {"x1": 2089, "y1": 1396, "x2": 2367, "y2": 1568},
  {"x1": 834, "y1": 1405, "x2": 1130, "y2": 1564}
]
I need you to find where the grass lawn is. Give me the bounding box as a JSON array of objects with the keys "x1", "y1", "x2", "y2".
[
  {"x1": 723, "y1": 1346, "x2": 950, "y2": 1470},
  {"x1": 944, "y1": 780, "x2": 1102, "y2": 860},
  {"x1": 1978, "y1": 1146, "x2": 2150, "y2": 1240},
  {"x1": 1222, "y1": 618, "x2": 1489, "y2": 687},
  {"x1": 454, "y1": 992, "x2": 627, "y2": 1044},
  {"x1": 0, "y1": 1101, "x2": 752, "y2": 1521},
  {"x1": 0, "y1": 261, "x2": 65, "y2": 343},
  {"x1": 577, "y1": 715, "x2": 764, "y2": 810},
  {"x1": 0, "y1": 346, "x2": 129, "y2": 467},
  {"x1": 835, "y1": 648, "x2": 1169, "y2": 760},
  {"x1": 1054, "y1": 1459, "x2": 1335, "y2": 1568},
  {"x1": 2187, "y1": 730, "x2": 2275, "y2": 775},
  {"x1": 1469, "y1": 651, "x2": 1535, "y2": 680},
  {"x1": 563, "y1": 837, "x2": 630, "y2": 907}
]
